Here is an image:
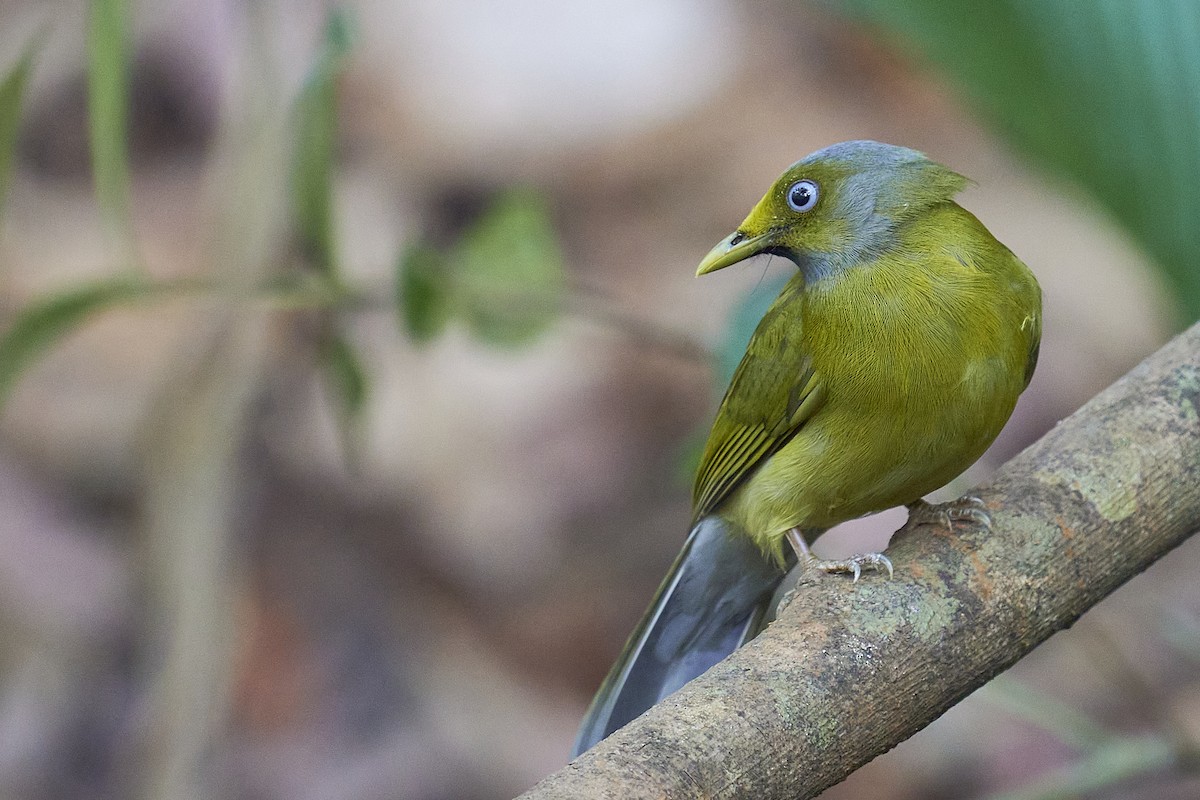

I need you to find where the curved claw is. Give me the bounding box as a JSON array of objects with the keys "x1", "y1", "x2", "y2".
[
  {"x1": 905, "y1": 495, "x2": 992, "y2": 533},
  {"x1": 810, "y1": 552, "x2": 894, "y2": 581},
  {"x1": 786, "y1": 529, "x2": 895, "y2": 581},
  {"x1": 842, "y1": 553, "x2": 893, "y2": 582}
]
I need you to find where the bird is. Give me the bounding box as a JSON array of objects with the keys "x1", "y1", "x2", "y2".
[{"x1": 571, "y1": 140, "x2": 1042, "y2": 757}]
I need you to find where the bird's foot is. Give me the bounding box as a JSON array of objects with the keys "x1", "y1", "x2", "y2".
[
  {"x1": 785, "y1": 529, "x2": 893, "y2": 583},
  {"x1": 902, "y1": 496, "x2": 991, "y2": 534},
  {"x1": 809, "y1": 552, "x2": 895, "y2": 582}
]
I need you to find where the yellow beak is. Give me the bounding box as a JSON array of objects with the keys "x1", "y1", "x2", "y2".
[{"x1": 695, "y1": 230, "x2": 775, "y2": 276}]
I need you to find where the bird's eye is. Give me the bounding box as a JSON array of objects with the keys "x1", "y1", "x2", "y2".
[{"x1": 786, "y1": 180, "x2": 819, "y2": 213}]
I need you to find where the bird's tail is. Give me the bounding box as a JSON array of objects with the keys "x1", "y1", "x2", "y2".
[{"x1": 572, "y1": 516, "x2": 790, "y2": 757}]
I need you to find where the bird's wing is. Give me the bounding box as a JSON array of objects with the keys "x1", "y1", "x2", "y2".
[{"x1": 692, "y1": 299, "x2": 826, "y2": 520}]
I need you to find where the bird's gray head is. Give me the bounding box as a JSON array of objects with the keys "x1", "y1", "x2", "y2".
[{"x1": 696, "y1": 140, "x2": 968, "y2": 280}]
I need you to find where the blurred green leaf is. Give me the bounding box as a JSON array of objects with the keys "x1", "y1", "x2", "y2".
[
  {"x1": 292, "y1": 8, "x2": 355, "y2": 277},
  {"x1": 673, "y1": 428, "x2": 708, "y2": 489},
  {"x1": 981, "y1": 735, "x2": 1175, "y2": 800},
  {"x1": 1159, "y1": 609, "x2": 1200, "y2": 663},
  {"x1": 828, "y1": 0, "x2": 1200, "y2": 320},
  {"x1": 393, "y1": 190, "x2": 565, "y2": 347},
  {"x1": 979, "y1": 676, "x2": 1110, "y2": 751},
  {"x1": 87, "y1": 0, "x2": 132, "y2": 233},
  {"x1": 455, "y1": 190, "x2": 565, "y2": 345},
  {"x1": 0, "y1": 276, "x2": 152, "y2": 408},
  {"x1": 396, "y1": 242, "x2": 453, "y2": 342},
  {"x1": 320, "y1": 327, "x2": 368, "y2": 437},
  {"x1": 716, "y1": 272, "x2": 788, "y2": 388},
  {"x1": 0, "y1": 38, "x2": 38, "y2": 219}
]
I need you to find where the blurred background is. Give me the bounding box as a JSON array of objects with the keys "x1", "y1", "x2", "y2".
[{"x1": 0, "y1": 0, "x2": 1198, "y2": 798}]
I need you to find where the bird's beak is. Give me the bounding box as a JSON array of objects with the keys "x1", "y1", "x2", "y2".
[{"x1": 695, "y1": 230, "x2": 775, "y2": 276}]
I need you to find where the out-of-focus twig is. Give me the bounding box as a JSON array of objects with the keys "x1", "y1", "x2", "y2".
[{"x1": 133, "y1": 5, "x2": 293, "y2": 800}]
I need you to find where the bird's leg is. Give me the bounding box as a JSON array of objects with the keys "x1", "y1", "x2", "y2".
[
  {"x1": 902, "y1": 496, "x2": 991, "y2": 534},
  {"x1": 786, "y1": 528, "x2": 894, "y2": 582}
]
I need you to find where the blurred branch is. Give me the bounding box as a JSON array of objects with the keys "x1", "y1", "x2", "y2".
[
  {"x1": 0, "y1": 267, "x2": 709, "y2": 421},
  {"x1": 194, "y1": 274, "x2": 710, "y2": 361},
  {"x1": 518, "y1": 321, "x2": 1200, "y2": 799},
  {"x1": 565, "y1": 280, "x2": 710, "y2": 363},
  {"x1": 133, "y1": 5, "x2": 293, "y2": 799}
]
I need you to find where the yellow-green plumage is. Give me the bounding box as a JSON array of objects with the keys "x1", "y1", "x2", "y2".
[
  {"x1": 698, "y1": 198, "x2": 1040, "y2": 563},
  {"x1": 573, "y1": 140, "x2": 1041, "y2": 757}
]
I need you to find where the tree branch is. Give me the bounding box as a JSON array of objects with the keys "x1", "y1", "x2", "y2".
[{"x1": 520, "y1": 322, "x2": 1200, "y2": 799}]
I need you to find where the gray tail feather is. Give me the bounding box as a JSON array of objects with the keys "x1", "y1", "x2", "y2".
[{"x1": 572, "y1": 516, "x2": 789, "y2": 757}]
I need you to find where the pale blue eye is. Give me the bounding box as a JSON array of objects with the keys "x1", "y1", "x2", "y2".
[{"x1": 786, "y1": 180, "x2": 819, "y2": 212}]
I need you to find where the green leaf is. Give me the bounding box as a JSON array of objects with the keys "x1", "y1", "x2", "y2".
[
  {"x1": 0, "y1": 276, "x2": 152, "y2": 409},
  {"x1": 396, "y1": 241, "x2": 453, "y2": 342},
  {"x1": 291, "y1": 8, "x2": 355, "y2": 277},
  {"x1": 981, "y1": 735, "x2": 1175, "y2": 800},
  {"x1": 827, "y1": 0, "x2": 1200, "y2": 320},
  {"x1": 716, "y1": 273, "x2": 788, "y2": 388},
  {"x1": 0, "y1": 36, "x2": 39, "y2": 219},
  {"x1": 979, "y1": 676, "x2": 1110, "y2": 752},
  {"x1": 319, "y1": 327, "x2": 369, "y2": 464},
  {"x1": 454, "y1": 190, "x2": 565, "y2": 345},
  {"x1": 87, "y1": 0, "x2": 132, "y2": 233},
  {"x1": 320, "y1": 328, "x2": 367, "y2": 416},
  {"x1": 673, "y1": 428, "x2": 708, "y2": 489},
  {"x1": 1160, "y1": 609, "x2": 1200, "y2": 663}
]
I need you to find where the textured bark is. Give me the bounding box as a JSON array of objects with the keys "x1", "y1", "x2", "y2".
[{"x1": 520, "y1": 322, "x2": 1200, "y2": 800}]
